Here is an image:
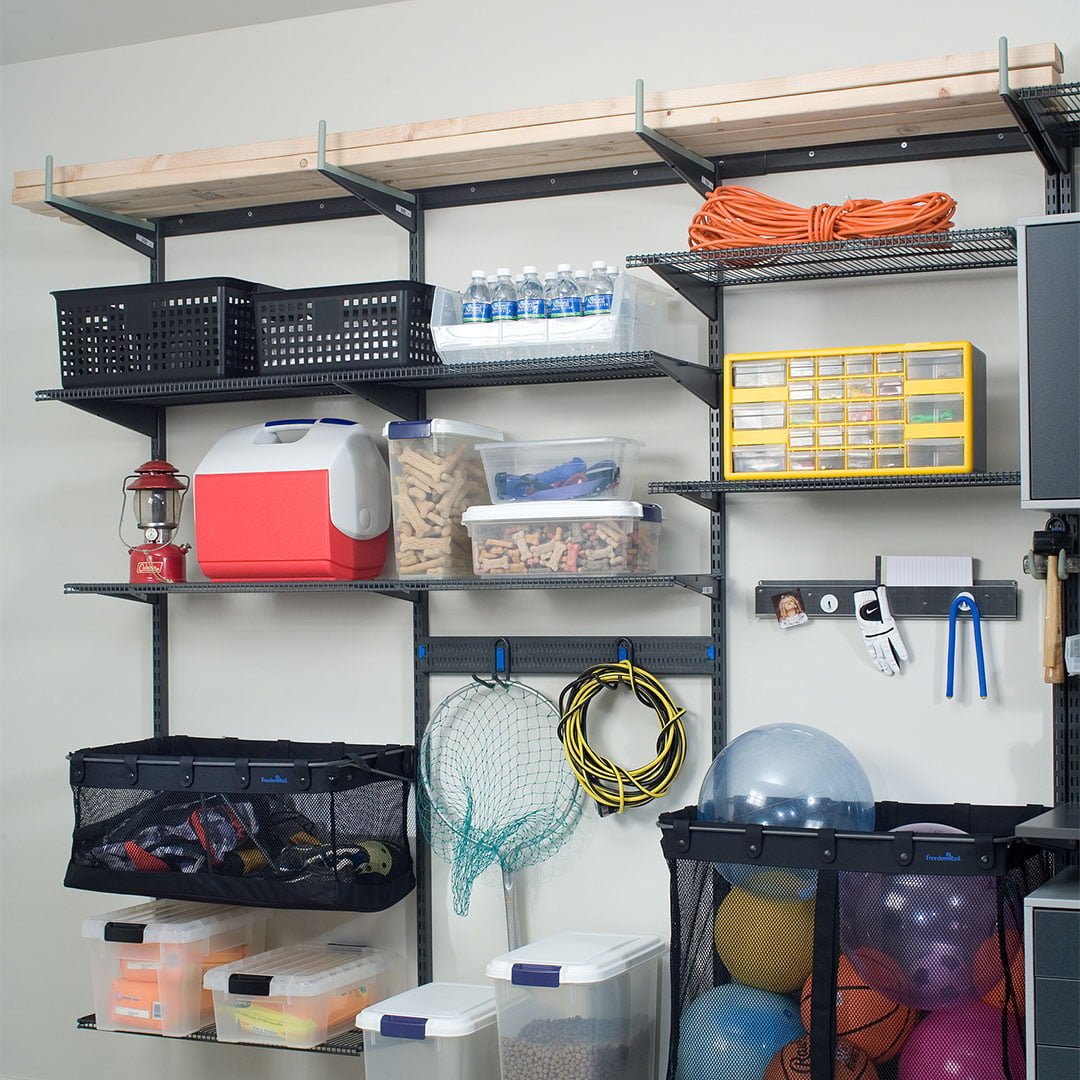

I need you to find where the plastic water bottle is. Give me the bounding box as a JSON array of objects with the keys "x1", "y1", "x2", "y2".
[
  {"x1": 541, "y1": 272, "x2": 558, "y2": 317},
  {"x1": 462, "y1": 270, "x2": 492, "y2": 324},
  {"x1": 549, "y1": 264, "x2": 583, "y2": 318},
  {"x1": 574, "y1": 269, "x2": 590, "y2": 297},
  {"x1": 491, "y1": 268, "x2": 518, "y2": 322},
  {"x1": 583, "y1": 260, "x2": 614, "y2": 315},
  {"x1": 605, "y1": 264, "x2": 620, "y2": 279},
  {"x1": 518, "y1": 266, "x2": 546, "y2": 320}
]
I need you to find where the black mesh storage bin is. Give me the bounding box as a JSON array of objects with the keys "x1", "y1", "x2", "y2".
[
  {"x1": 53, "y1": 277, "x2": 269, "y2": 387},
  {"x1": 254, "y1": 280, "x2": 439, "y2": 372},
  {"x1": 65, "y1": 736, "x2": 415, "y2": 912},
  {"x1": 659, "y1": 802, "x2": 1053, "y2": 1080}
]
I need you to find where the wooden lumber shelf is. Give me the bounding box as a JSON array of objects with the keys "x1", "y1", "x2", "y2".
[{"x1": 12, "y1": 43, "x2": 1063, "y2": 223}]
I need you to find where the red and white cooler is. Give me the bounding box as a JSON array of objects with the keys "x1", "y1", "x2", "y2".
[{"x1": 193, "y1": 418, "x2": 391, "y2": 581}]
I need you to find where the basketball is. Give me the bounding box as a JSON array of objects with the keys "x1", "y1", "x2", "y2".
[
  {"x1": 763, "y1": 1035, "x2": 879, "y2": 1079},
  {"x1": 714, "y1": 885, "x2": 815, "y2": 993},
  {"x1": 800, "y1": 955, "x2": 917, "y2": 1063}
]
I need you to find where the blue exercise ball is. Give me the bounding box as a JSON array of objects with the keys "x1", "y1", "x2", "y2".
[
  {"x1": 698, "y1": 723, "x2": 875, "y2": 900},
  {"x1": 675, "y1": 982, "x2": 806, "y2": 1080}
]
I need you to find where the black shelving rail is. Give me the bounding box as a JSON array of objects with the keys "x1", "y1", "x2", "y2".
[{"x1": 34, "y1": 74, "x2": 1079, "y2": 1055}]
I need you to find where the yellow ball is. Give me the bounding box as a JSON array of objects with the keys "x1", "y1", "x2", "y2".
[{"x1": 714, "y1": 881, "x2": 815, "y2": 994}]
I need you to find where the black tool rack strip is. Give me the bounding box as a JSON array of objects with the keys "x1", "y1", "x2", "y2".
[
  {"x1": 627, "y1": 226, "x2": 1017, "y2": 287},
  {"x1": 650, "y1": 471, "x2": 1022, "y2": 496},
  {"x1": 76, "y1": 1015, "x2": 364, "y2": 1056},
  {"x1": 64, "y1": 575, "x2": 720, "y2": 600}
]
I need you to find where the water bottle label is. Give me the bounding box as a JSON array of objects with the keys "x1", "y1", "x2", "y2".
[
  {"x1": 462, "y1": 301, "x2": 492, "y2": 323},
  {"x1": 583, "y1": 293, "x2": 613, "y2": 315},
  {"x1": 549, "y1": 296, "x2": 583, "y2": 318},
  {"x1": 491, "y1": 300, "x2": 518, "y2": 322},
  {"x1": 518, "y1": 297, "x2": 547, "y2": 319}
]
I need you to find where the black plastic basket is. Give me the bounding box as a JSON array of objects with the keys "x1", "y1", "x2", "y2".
[
  {"x1": 254, "y1": 280, "x2": 439, "y2": 372},
  {"x1": 658, "y1": 802, "x2": 1052, "y2": 1080},
  {"x1": 53, "y1": 277, "x2": 271, "y2": 387},
  {"x1": 65, "y1": 736, "x2": 415, "y2": 912}
]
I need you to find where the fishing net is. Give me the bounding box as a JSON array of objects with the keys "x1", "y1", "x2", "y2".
[{"x1": 417, "y1": 679, "x2": 585, "y2": 939}]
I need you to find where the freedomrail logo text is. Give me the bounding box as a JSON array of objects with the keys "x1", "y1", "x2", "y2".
[
  {"x1": 925, "y1": 851, "x2": 963, "y2": 862},
  {"x1": 260, "y1": 774, "x2": 289, "y2": 784}
]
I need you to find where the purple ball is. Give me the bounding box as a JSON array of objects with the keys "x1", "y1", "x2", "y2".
[
  {"x1": 898, "y1": 1002, "x2": 1025, "y2": 1080},
  {"x1": 839, "y1": 823, "x2": 999, "y2": 1011}
]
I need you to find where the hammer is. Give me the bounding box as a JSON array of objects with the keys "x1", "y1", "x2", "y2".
[{"x1": 1025, "y1": 527, "x2": 1076, "y2": 684}]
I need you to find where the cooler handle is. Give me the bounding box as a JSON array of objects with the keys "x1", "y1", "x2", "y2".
[{"x1": 252, "y1": 418, "x2": 356, "y2": 444}]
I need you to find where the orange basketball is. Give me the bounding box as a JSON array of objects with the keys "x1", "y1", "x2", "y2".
[
  {"x1": 975, "y1": 930, "x2": 1025, "y2": 1017},
  {"x1": 800, "y1": 955, "x2": 917, "y2": 1064},
  {"x1": 763, "y1": 1035, "x2": 879, "y2": 1079}
]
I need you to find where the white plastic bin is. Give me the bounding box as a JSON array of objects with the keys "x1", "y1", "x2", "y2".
[
  {"x1": 476, "y1": 436, "x2": 642, "y2": 502},
  {"x1": 82, "y1": 900, "x2": 269, "y2": 1037},
  {"x1": 205, "y1": 944, "x2": 402, "y2": 1049},
  {"x1": 431, "y1": 272, "x2": 668, "y2": 363},
  {"x1": 357, "y1": 982, "x2": 500, "y2": 1080},
  {"x1": 486, "y1": 931, "x2": 666, "y2": 1080},
  {"x1": 462, "y1": 500, "x2": 655, "y2": 576},
  {"x1": 383, "y1": 418, "x2": 503, "y2": 577}
]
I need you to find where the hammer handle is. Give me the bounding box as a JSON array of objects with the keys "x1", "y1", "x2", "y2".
[{"x1": 1044, "y1": 566, "x2": 1065, "y2": 684}]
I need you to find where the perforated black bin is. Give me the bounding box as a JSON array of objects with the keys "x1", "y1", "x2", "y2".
[
  {"x1": 658, "y1": 802, "x2": 1052, "y2": 1080},
  {"x1": 65, "y1": 736, "x2": 415, "y2": 912},
  {"x1": 53, "y1": 277, "x2": 271, "y2": 387},
  {"x1": 254, "y1": 280, "x2": 439, "y2": 372}
]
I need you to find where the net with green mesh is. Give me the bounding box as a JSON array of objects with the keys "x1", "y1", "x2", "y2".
[{"x1": 417, "y1": 679, "x2": 584, "y2": 941}]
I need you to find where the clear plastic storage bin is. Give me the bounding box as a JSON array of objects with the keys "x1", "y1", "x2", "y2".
[
  {"x1": 82, "y1": 900, "x2": 269, "y2": 1037},
  {"x1": 476, "y1": 436, "x2": 641, "y2": 502},
  {"x1": 384, "y1": 418, "x2": 502, "y2": 577},
  {"x1": 431, "y1": 272, "x2": 670, "y2": 363},
  {"x1": 486, "y1": 931, "x2": 666, "y2": 1080},
  {"x1": 357, "y1": 983, "x2": 500, "y2": 1080},
  {"x1": 205, "y1": 944, "x2": 403, "y2": 1049},
  {"x1": 462, "y1": 500, "x2": 656, "y2": 576}
]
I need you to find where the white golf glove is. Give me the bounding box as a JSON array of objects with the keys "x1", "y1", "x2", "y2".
[{"x1": 854, "y1": 585, "x2": 908, "y2": 676}]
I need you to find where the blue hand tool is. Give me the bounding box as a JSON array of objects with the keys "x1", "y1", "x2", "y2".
[{"x1": 946, "y1": 591, "x2": 987, "y2": 700}]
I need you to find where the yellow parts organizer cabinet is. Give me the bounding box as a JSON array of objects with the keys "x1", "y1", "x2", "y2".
[{"x1": 723, "y1": 341, "x2": 985, "y2": 479}]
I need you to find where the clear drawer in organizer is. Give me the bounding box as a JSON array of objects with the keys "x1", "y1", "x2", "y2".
[{"x1": 723, "y1": 341, "x2": 985, "y2": 479}]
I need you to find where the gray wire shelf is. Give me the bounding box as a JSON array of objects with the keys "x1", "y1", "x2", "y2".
[
  {"x1": 627, "y1": 226, "x2": 1017, "y2": 287},
  {"x1": 650, "y1": 471, "x2": 1021, "y2": 495},
  {"x1": 64, "y1": 574, "x2": 719, "y2": 599},
  {"x1": 1017, "y1": 82, "x2": 1080, "y2": 136},
  {"x1": 35, "y1": 352, "x2": 684, "y2": 408},
  {"x1": 76, "y1": 1014, "x2": 364, "y2": 1056}
]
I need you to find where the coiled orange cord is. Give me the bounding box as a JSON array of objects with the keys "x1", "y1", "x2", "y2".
[{"x1": 688, "y1": 185, "x2": 956, "y2": 250}]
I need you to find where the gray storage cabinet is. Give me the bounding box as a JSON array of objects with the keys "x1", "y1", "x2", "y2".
[{"x1": 1025, "y1": 865, "x2": 1080, "y2": 1080}]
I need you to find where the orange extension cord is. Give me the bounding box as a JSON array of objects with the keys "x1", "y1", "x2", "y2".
[{"x1": 688, "y1": 185, "x2": 956, "y2": 250}]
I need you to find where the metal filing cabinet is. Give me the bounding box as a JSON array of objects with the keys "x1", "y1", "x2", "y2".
[{"x1": 1025, "y1": 865, "x2": 1080, "y2": 1080}]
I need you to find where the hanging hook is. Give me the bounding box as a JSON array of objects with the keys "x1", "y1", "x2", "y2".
[{"x1": 492, "y1": 638, "x2": 511, "y2": 687}]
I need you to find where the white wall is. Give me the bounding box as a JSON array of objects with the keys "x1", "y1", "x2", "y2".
[{"x1": 1, "y1": 3, "x2": 1076, "y2": 1077}]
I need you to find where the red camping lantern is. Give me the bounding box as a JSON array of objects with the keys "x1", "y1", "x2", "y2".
[{"x1": 122, "y1": 461, "x2": 191, "y2": 584}]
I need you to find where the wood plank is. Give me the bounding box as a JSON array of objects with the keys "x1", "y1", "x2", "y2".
[
  {"x1": 13, "y1": 41, "x2": 1060, "y2": 192},
  {"x1": 11, "y1": 47, "x2": 1062, "y2": 219}
]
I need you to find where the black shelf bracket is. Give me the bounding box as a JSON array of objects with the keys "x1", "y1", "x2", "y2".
[
  {"x1": 316, "y1": 120, "x2": 418, "y2": 233},
  {"x1": 998, "y1": 37, "x2": 1071, "y2": 177},
  {"x1": 650, "y1": 355, "x2": 721, "y2": 408},
  {"x1": 44, "y1": 155, "x2": 159, "y2": 261},
  {"x1": 60, "y1": 398, "x2": 163, "y2": 442},
  {"x1": 634, "y1": 79, "x2": 719, "y2": 198},
  {"x1": 641, "y1": 263, "x2": 720, "y2": 320},
  {"x1": 755, "y1": 579, "x2": 1018, "y2": 619},
  {"x1": 335, "y1": 381, "x2": 422, "y2": 421},
  {"x1": 674, "y1": 574, "x2": 721, "y2": 597}
]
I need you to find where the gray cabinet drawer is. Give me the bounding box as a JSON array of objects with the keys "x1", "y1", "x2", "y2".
[
  {"x1": 1035, "y1": 978, "x2": 1080, "y2": 1047},
  {"x1": 1036, "y1": 1045, "x2": 1080, "y2": 1080},
  {"x1": 1034, "y1": 910, "x2": 1080, "y2": 979}
]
